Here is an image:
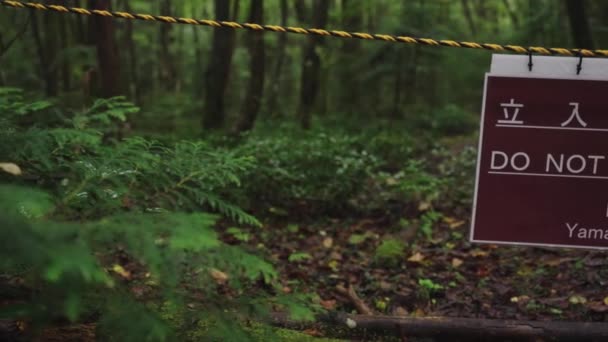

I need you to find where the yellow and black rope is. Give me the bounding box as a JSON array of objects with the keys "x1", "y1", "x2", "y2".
[{"x1": 2, "y1": 0, "x2": 608, "y2": 58}]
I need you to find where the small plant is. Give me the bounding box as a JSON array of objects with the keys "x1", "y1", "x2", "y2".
[
  {"x1": 374, "y1": 238, "x2": 406, "y2": 266},
  {"x1": 288, "y1": 252, "x2": 313, "y2": 263},
  {"x1": 227, "y1": 227, "x2": 251, "y2": 242},
  {"x1": 418, "y1": 278, "x2": 443, "y2": 292},
  {"x1": 420, "y1": 210, "x2": 443, "y2": 240}
]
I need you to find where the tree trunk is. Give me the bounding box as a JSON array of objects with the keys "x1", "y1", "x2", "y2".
[
  {"x1": 566, "y1": 0, "x2": 594, "y2": 49},
  {"x1": 72, "y1": 0, "x2": 87, "y2": 45},
  {"x1": 123, "y1": 1, "x2": 139, "y2": 103},
  {"x1": 460, "y1": 0, "x2": 477, "y2": 36},
  {"x1": 58, "y1": 0, "x2": 70, "y2": 92},
  {"x1": 159, "y1": 0, "x2": 177, "y2": 91},
  {"x1": 297, "y1": 0, "x2": 329, "y2": 130},
  {"x1": 91, "y1": 0, "x2": 121, "y2": 97},
  {"x1": 203, "y1": 0, "x2": 236, "y2": 130},
  {"x1": 31, "y1": 10, "x2": 58, "y2": 96},
  {"x1": 337, "y1": 0, "x2": 363, "y2": 116},
  {"x1": 265, "y1": 0, "x2": 288, "y2": 117},
  {"x1": 501, "y1": 0, "x2": 519, "y2": 28},
  {"x1": 234, "y1": 0, "x2": 265, "y2": 133}
]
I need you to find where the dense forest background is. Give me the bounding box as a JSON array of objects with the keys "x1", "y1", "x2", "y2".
[
  {"x1": 1, "y1": 1, "x2": 608, "y2": 341},
  {"x1": 1, "y1": 0, "x2": 605, "y2": 133}
]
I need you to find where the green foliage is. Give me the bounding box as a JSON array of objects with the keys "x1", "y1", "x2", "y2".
[
  {"x1": 420, "y1": 210, "x2": 443, "y2": 240},
  {"x1": 238, "y1": 127, "x2": 379, "y2": 212},
  {"x1": 374, "y1": 238, "x2": 406, "y2": 266},
  {"x1": 0, "y1": 92, "x2": 316, "y2": 341},
  {"x1": 1, "y1": 89, "x2": 259, "y2": 225}
]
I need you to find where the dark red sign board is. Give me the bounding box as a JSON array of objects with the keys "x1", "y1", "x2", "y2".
[{"x1": 471, "y1": 75, "x2": 608, "y2": 249}]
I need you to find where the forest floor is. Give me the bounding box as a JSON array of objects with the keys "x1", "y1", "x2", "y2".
[{"x1": 223, "y1": 215, "x2": 608, "y2": 331}]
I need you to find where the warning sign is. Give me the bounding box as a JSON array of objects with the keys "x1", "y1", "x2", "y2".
[{"x1": 471, "y1": 55, "x2": 608, "y2": 249}]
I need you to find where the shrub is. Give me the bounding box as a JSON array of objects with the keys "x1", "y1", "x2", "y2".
[
  {"x1": 374, "y1": 238, "x2": 406, "y2": 266},
  {"x1": 237, "y1": 129, "x2": 379, "y2": 214},
  {"x1": 0, "y1": 90, "x2": 315, "y2": 341}
]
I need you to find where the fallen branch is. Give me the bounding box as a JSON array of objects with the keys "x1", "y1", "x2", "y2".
[
  {"x1": 335, "y1": 284, "x2": 373, "y2": 315},
  {"x1": 271, "y1": 312, "x2": 608, "y2": 341}
]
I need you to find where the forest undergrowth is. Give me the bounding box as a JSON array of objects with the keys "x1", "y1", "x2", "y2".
[{"x1": 1, "y1": 89, "x2": 607, "y2": 342}]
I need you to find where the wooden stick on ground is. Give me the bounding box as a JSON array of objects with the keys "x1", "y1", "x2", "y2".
[
  {"x1": 335, "y1": 284, "x2": 373, "y2": 315},
  {"x1": 271, "y1": 312, "x2": 608, "y2": 341}
]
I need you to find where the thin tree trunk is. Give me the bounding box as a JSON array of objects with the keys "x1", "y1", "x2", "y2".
[
  {"x1": 265, "y1": 0, "x2": 288, "y2": 117},
  {"x1": 203, "y1": 0, "x2": 236, "y2": 129},
  {"x1": 565, "y1": 0, "x2": 594, "y2": 49},
  {"x1": 234, "y1": 0, "x2": 265, "y2": 133},
  {"x1": 58, "y1": 0, "x2": 70, "y2": 92},
  {"x1": 501, "y1": 0, "x2": 519, "y2": 28},
  {"x1": 297, "y1": 0, "x2": 329, "y2": 130},
  {"x1": 460, "y1": 0, "x2": 476, "y2": 36},
  {"x1": 159, "y1": 0, "x2": 177, "y2": 91},
  {"x1": 338, "y1": 0, "x2": 362, "y2": 116},
  {"x1": 91, "y1": 0, "x2": 121, "y2": 97},
  {"x1": 31, "y1": 10, "x2": 58, "y2": 96},
  {"x1": 72, "y1": 0, "x2": 87, "y2": 45},
  {"x1": 123, "y1": 1, "x2": 139, "y2": 103}
]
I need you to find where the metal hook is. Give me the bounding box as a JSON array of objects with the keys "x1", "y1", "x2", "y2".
[
  {"x1": 528, "y1": 51, "x2": 533, "y2": 72},
  {"x1": 576, "y1": 54, "x2": 583, "y2": 75}
]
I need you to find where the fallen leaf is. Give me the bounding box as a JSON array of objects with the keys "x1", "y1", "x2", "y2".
[
  {"x1": 320, "y1": 299, "x2": 336, "y2": 310},
  {"x1": 111, "y1": 264, "x2": 131, "y2": 280},
  {"x1": 209, "y1": 268, "x2": 229, "y2": 284},
  {"x1": 510, "y1": 295, "x2": 530, "y2": 304},
  {"x1": 303, "y1": 329, "x2": 323, "y2": 337},
  {"x1": 408, "y1": 252, "x2": 425, "y2": 263},
  {"x1": 451, "y1": 258, "x2": 463, "y2": 268},
  {"x1": 327, "y1": 260, "x2": 339, "y2": 272},
  {"x1": 604, "y1": 297, "x2": 608, "y2": 306},
  {"x1": 392, "y1": 306, "x2": 408, "y2": 316},
  {"x1": 588, "y1": 302, "x2": 608, "y2": 313},
  {"x1": 569, "y1": 295, "x2": 587, "y2": 305},
  {"x1": 0, "y1": 162, "x2": 21, "y2": 176},
  {"x1": 348, "y1": 233, "x2": 369, "y2": 245},
  {"x1": 469, "y1": 249, "x2": 489, "y2": 257},
  {"x1": 443, "y1": 216, "x2": 465, "y2": 229},
  {"x1": 379, "y1": 280, "x2": 393, "y2": 291},
  {"x1": 329, "y1": 251, "x2": 342, "y2": 261},
  {"x1": 323, "y1": 237, "x2": 333, "y2": 249},
  {"x1": 418, "y1": 201, "x2": 431, "y2": 211}
]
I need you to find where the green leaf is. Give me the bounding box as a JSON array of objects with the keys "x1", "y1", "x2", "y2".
[{"x1": 288, "y1": 252, "x2": 312, "y2": 263}]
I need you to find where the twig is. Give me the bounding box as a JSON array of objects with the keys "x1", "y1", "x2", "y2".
[{"x1": 335, "y1": 284, "x2": 373, "y2": 315}]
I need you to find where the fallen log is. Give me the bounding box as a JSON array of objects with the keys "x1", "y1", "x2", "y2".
[{"x1": 271, "y1": 312, "x2": 608, "y2": 341}]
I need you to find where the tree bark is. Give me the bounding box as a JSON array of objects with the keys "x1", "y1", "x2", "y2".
[
  {"x1": 203, "y1": 0, "x2": 236, "y2": 130},
  {"x1": 565, "y1": 0, "x2": 594, "y2": 49},
  {"x1": 91, "y1": 0, "x2": 121, "y2": 97},
  {"x1": 297, "y1": 0, "x2": 329, "y2": 130},
  {"x1": 234, "y1": 0, "x2": 265, "y2": 133}
]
